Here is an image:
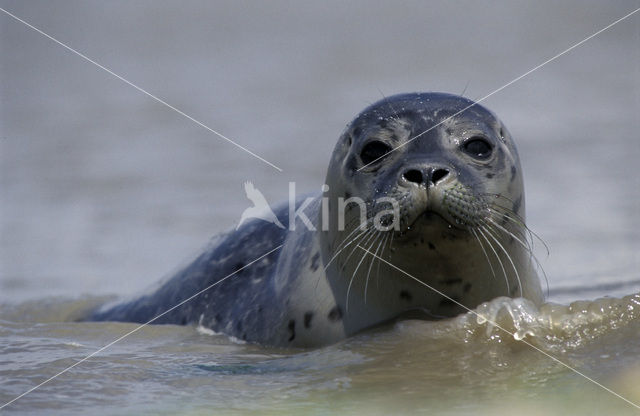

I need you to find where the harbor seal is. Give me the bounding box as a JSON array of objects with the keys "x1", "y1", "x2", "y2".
[{"x1": 89, "y1": 92, "x2": 543, "y2": 347}]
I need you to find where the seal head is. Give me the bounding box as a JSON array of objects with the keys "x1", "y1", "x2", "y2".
[{"x1": 321, "y1": 92, "x2": 542, "y2": 333}]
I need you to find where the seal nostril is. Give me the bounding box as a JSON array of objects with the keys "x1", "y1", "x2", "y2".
[
  {"x1": 403, "y1": 169, "x2": 424, "y2": 184},
  {"x1": 431, "y1": 168, "x2": 449, "y2": 184}
]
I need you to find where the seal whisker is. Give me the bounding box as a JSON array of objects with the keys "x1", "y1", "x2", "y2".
[
  {"x1": 361, "y1": 231, "x2": 381, "y2": 304},
  {"x1": 342, "y1": 227, "x2": 378, "y2": 265},
  {"x1": 486, "y1": 198, "x2": 549, "y2": 256},
  {"x1": 489, "y1": 205, "x2": 529, "y2": 236},
  {"x1": 324, "y1": 217, "x2": 375, "y2": 270},
  {"x1": 339, "y1": 227, "x2": 378, "y2": 271},
  {"x1": 315, "y1": 222, "x2": 374, "y2": 293},
  {"x1": 471, "y1": 228, "x2": 497, "y2": 281},
  {"x1": 482, "y1": 225, "x2": 523, "y2": 297},
  {"x1": 364, "y1": 231, "x2": 387, "y2": 304},
  {"x1": 385, "y1": 102, "x2": 401, "y2": 123},
  {"x1": 486, "y1": 206, "x2": 550, "y2": 296},
  {"x1": 327, "y1": 225, "x2": 366, "y2": 265},
  {"x1": 486, "y1": 216, "x2": 550, "y2": 298},
  {"x1": 377, "y1": 88, "x2": 401, "y2": 122},
  {"x1": 460, "y1": 79, "x2": 471, "y2": 97},
  {"x1": 485, "y1": 216, "x2": 544, "y2": 270},
  {"x1": 485, "y1": 205, "x2": 531, "y2": 244},
  {"x1": 485, "y1": 217, "x2": 533, "y2": 256},
  {"x1": 346, "y1": 230, "x2": 380, "y2": 311},
  {"x1": 375, "y1": 233, "x2": 391, "y2": 290},
  {"x1": 477, "y1": 227, "x2": 510, "y2": 295},
  {"x1": 361, "y1": 231, "x2": 382, "y2": 305}
]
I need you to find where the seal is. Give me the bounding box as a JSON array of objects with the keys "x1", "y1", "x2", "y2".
[{"x1": 89, "y1": 92, "x2": 543, "y2": 347}]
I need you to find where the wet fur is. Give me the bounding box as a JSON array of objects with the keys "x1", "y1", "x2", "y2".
[{"x1": 89, "y1": 92, "x2": 544, "y2": 347}]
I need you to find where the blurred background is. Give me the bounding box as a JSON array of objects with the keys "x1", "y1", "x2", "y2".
[{"x1": 1, "y1": 0, "x2": 639, "y2": 302}]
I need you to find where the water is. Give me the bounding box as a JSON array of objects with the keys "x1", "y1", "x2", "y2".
[
  {"x1": 1, "y1": 1, "x2": 639, "y2": 414},
  {"x1": 2, "y1": 295, "x2": 640, "y2": 415}
]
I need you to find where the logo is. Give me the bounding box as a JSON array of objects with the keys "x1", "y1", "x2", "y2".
[
  {"x1": 237, "y1": 181, "x2": 285, "y2": 230},
  {"x1": 237, "y1": 182, "x2": 400, "y2": 232}
]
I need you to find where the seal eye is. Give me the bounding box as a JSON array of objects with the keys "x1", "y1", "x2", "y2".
[
  {"x1": 360, "y1": 141, "x2": 392, "y2": 165},
  {"x1": 462, "y1": 137, "x2": 493, "y2": 159}
]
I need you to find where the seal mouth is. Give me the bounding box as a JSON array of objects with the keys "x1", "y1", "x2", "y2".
[
  {"x1": 417, "y1": 210, "x2": 449, "y2": 225},
  {"x1": 397, "y1": 209, "x2": 461, "y2": 237}
]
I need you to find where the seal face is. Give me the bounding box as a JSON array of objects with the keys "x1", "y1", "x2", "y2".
[{"x1": 89, "y1": 92, "x2": 543, "y2": 347}]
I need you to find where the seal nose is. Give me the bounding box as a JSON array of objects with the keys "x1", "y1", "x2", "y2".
[
  {"x1": 402, "y1": 169, "x2": 424, "y2": 184},
  {"x1": 430, "y1": 168, "x2": 450, "y2": 184},
  {"x1": 402, "y1": 167, "x2": 450, "y2": 186}
]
